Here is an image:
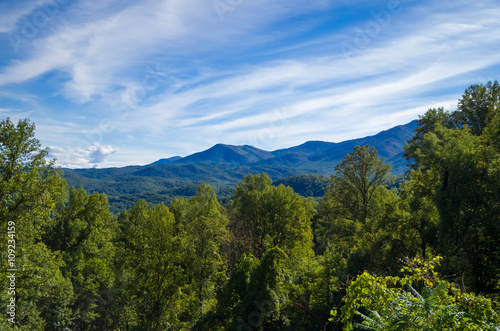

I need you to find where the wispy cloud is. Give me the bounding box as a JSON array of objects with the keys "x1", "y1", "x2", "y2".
[
  {"x1": 120, "y1": 4, "x2": 500, "y2": 141},
  {"x1": 1, "y1": 0, "x2": 499, "y2": 168},
  {"x1": 0, "y1": 0, "x2": 53, "y2": 33}
]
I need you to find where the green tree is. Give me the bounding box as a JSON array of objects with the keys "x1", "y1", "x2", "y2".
[
  {"x1": 404, "y1": 107, "x2": 456, "y2": 168},
  {"x1": 195, "y1": 247, "x2": 293, "y2": 331},
  {"x1": 317, "y1": 145, "x2": 398, "y2": 273},
  {"x1": 235, "y1": 247, "x2": 292, "y2": 330},
  {"x1": 434, "y1": 130, "x2": 499, "y2": 292},
  {"x1": 174, "y1": 183, "x2": 229, "y2": 328},
  {"x1": 404, "y1": 87, "x2": 500, "y2": 293},
  {"x1": 321, "y1": 145, "x2": 393, "y2": 226},
  {"x1": 47, "y1": 187, "x2": 117, "y2": 330},
  {"x1": 193, "y1": 253, "x2": 260, "y2": 330},
  {"x1": 286, "y1": 248, "x2": 348, "y2": 330},
  {"x1": 0, "y1": 118, "x2": 73, "y2": 330},
  {"x1": 484, "y1": 105, "x2": 500, "y2": 150},
  {"x1": 115, "y1": 199, "x2": 184, "y2": 330},
  {"x1": 231, "y1": 173, "x2": 315, "y2": 262},
  {"x1": 0, "y1": 118, "x2": 66, "y2": 243},
  {"x1": 230, "y1": 173, "x2": 273, "y2": 259},
  {"x1": 453, "y1": 80, "x2": 500, "y2": 136},
  {"x1": 397, "y1": 170, "x2": 440, "y2": 257}
]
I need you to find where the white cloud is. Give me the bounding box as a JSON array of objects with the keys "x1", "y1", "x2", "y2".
[
  {"x1": 49, "y1": 143, "x2": 116, "y2": 168},
  {"x1": 86, "y1": 143, "x2": 116, "y2": 163}
]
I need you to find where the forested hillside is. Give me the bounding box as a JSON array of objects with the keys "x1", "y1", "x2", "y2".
[
  {"x1": 64, "y1": 121, "x2": 416, "y2": 213},
  {"x1": 1, "y1": 81, "x2": 500, "y2": 330}
]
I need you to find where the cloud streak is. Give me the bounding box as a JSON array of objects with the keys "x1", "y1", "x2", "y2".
[{"x1": 1, "y1": 0, "x2": 499, "y2": 168}]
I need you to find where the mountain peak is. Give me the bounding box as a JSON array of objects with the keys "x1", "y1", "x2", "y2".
[{"x1": 174, "y1": 143, "x2": 275, "y2": 166}]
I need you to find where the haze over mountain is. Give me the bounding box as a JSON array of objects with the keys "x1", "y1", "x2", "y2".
[{"x1": 64, "y1": 121, "x2": 417, "y2": 213}]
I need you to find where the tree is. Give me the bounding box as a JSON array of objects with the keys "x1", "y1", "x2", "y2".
[
  {"x1": 115, "y1": 199, "x2": 184, "y2": 330},
  {"x1": 231, "y1": 173, "x2": 315, "y2": 262},
  {"x1": 404, "y1": 107, "x2": 456, "y2": 168},
  {"x1": 47, "y1": 187, "x2": 117, "y2": 330},
  {"x1": 195, "y1": 247, "x2": 294, "y2": 331},
  {"x1": 0, "y1": 118, "x2": 73, "y2": 329},
  {"x1": 484, "y1": 106, "x2": 500, "y2": 150},
  {"x1": 433, "y1": 130, "x2": 499, "y2": 292},
  {"x1": 0, "y1": 118, "x2": 66, "y2": 243},
  {"x1": 453, "y1": 80, "x2": 500, "y2": 136},
  {"x1": 230, "y1": 173, "x2": 272, "y2": 259},
  {"x1": 192, "y1": 253, "x2": 260, "y2": 330},
  {"x1": 197, "y1": 175, "x2": 318, "y2": 329},
  {"x1": 175, "y1": 183, "x2": 229, "y2": 328},
  {"x1": 397, "y1": 170, "x2": 440, "y2": 257},
  {"x1": 403, "y1": 83, "x2": 500, "y2": 293},
  {"x1": 285, "y1": 248, "x2": 348, "y2": 330},
  {"x1": 316, "y1": 146, "x2": 394, "y2": 259},
  {"x1": 327, "y1": 145, "x2": 392, "y2": 225},
  {"x1": 232, "y1": 247, "x2": 292, "y2": 330}
]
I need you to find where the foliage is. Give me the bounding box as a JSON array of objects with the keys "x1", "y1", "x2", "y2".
[
  {"x1": 47, "y1": 187, "x2": 117, "y2": 330},
  {"x1": 1, "y1": 83, "x2": 500, "y2": 330},
  {"x1": 0, "y1": 118, "x2": 72, "y2": 330},
  {"x1": 328, "y1": 145, "x2": 393, "y2": 225},
  {"x1": 175, "y1": 183, "x2": 230, "y2": 328},
  {"x1": 114, "y1": 199, "x2": 184, "y2": 330},
  {"x1": 453, "y1": 80, "x2": 500, "y2": 136},
  {"x1": 231, "y1": 173, "x2": 315, "y2": 262},
  {"x1": 273, "y1": 174, "x2": 330, "y2": 197},
  {"x1": 316, "y1": 145, "x2": 405, "y2": 274},
  {"x1": 340, "y1": 256, "x2": 500, "y2": 331},
  {"x1": 404, "y1": 81, "x2": 500, "y2": 292}
]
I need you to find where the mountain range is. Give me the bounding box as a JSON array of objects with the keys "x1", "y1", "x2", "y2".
[{"x1": 64, "y1": 120, "x2": 417, "y2": 213}]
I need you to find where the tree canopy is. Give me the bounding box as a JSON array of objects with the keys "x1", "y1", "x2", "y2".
[{"x1": 1, "y1": 82, "x2": 500, "y2": 330}]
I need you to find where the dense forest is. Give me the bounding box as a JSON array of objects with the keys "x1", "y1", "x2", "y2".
[{"x1": 1, "y1": 81, "x2": 500, "y2": 330}]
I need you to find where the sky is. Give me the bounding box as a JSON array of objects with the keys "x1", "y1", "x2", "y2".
[{"x1": 0, "y1": 0, "x2": 499, "y2": 168}]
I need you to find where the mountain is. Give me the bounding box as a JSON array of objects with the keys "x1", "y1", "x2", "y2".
[
  {"x1": 175, "y1": 144, "x2": 275, "y2": 165},
  {"x1": 272, "y1": 140, "x2": 336, "y2": 157},
  {"x1": 264, "y1": 121, "x2": 417, "y2": 168},
  {"x1": 151, "y1": 156, "x2": 182, "y2": 165},
  {"x1": 63, "y1": 120, "x2": 417, "y2": 213}
]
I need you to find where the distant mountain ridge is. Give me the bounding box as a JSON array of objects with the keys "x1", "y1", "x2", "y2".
[
  {"x1": 63, "y1": 120, "x2": 417, "y2": 213},
  {"x1": 156, "y1": 120, "x2": 417, "y2": 169}
]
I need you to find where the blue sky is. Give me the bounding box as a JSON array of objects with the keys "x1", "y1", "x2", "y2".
[{"x1": 0, "y1": 0, "x2": 499, "y2": 168}]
